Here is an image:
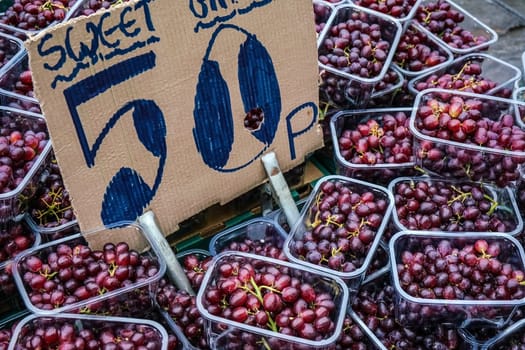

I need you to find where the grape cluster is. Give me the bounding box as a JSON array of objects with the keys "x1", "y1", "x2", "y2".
[
  {"x1": 0, "y1": 113, "x2": 49, "y2": 194},
  {"x1": 412, "y1": 60, "x2": 513, "y2": 98},
  {"x1": 215, "y1": 225, "x2": 287, "y2": 261},
  {"x1": 372, "y1": 68, "x2": 402, "y2": 95},
  {"x1": 318, "y1": 8, "x2": 394, "y2": 80},
  {"x1": 393, "y1": 179, "x2": 517, "y2": 233},
  {"x1": 0, "y1": 35, "x2": 21, "y2": 70},
  {"x1": 395, "y1": 237, "x2": 525, "y2": 324},
  {"x1": 364, "y1": 244, "x2": 389, "y2": 280},
  {"x1": 394, "y1": 23, "x2": 450, "y2": 73},
  {"x1": 243, "y1": 107, "x2": 264, "y2": 131},
  {"x1": 200, "y1": 254, "x2": 342, "y2": 343},
  {"x1": 70, "y1": 0, "x2": 131, "y2": 17},
  {"x1": 156, "y1": 278, "x2": 209, "y2": 349},
  {"x1": 28, "y1": 152, "x2": 76, "y2": 233},
  {"x1": 337, "y1": 111, "x2": 413, "y2": 166},
  {"x1": 0, "y1": 65, "x2": 36, "y2": 99},
  {"x1": 313, "y1": 2, "x2": 332, "y2": 35},
  {"x1": 181, "y1": 253, "x2": 212, "y2": 291},
  {"x1": 319, "y1": 69, "x2": 351, "y2": 108},
  {"x1": 0, "y1": 0, "x2": 75, "y2": 33},
  {"x1": 13, "y1": 317, "x2": 167, "y2": 350},
  {"x1": 0, "y1": 321, "x2": 15, "y2": 350},
  {"x1": 18, "y1": 240, "x2": 161, "y2": 313},
  {"x1": 414, "y1": 0, "x2": 490, "y2": 51},
  {"x1": 0, "y1": 222, "x2": 37, "y2": 263},
  {"x1": 214, "y1": 315, "x2": 374, "y2": 350},
  {"x1": 288, "y1": 179, "x2": 389, "y2": 273},
  {"x1": 413, "y1": 93, "x2": 525, "y2": 186},
  {"x1": 352, "y1": 275, "x2": 463, "y2": 349},
  {"x1": 353, "y1": 0, "x2": 419, "y2": 19}
]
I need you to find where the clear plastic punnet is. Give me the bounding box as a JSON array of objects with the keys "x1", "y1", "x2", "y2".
[
  {"x1": 0, "y1": 220, "x2": 41, "y2": 319},
  {"x1": 362, "y1": 240, "x2": 390, "y2": 285},
  {"x1": 313, "y1": 0, "x2": 334, "y2": 41},
  {"x1": 408, "y1": 53, "x2": 522, "y2": 98},
  {"x1": 349, "y1": 270, "x2": 467, "y2": 350},
  {"x1": 370, "y1": 66, "x2": 405, "y2": 99},
  {"x1": 351, "y1": 0, "x2": 422, "y2": 28},
  {"x1": 0, "y1": 106, "x2": 52, "y2": 222},
  {"x1": 0, "y1": 32, "x2": 23, "y2": 75},
  {"x1": 211, "y1": 310, "x2": 379, "y2": 350},
  {"x1": 0, "y1": 0, "x2": 80, "y2": 38},
  {"x1": 24, "y1": 215, "x2": 80, "y2": 243},
  {"x1": 156, "y1": 249, "x2": 211, "y2": 350},
  {"x1": 8, "y1": 313, "x2": 170, "y2": 350},
  {"x1": 409, "y1": 88, "x2": 525, "y2": 187},
  {"x1": 209, "y1": 217, "x2": 287, "y2": 259},
  {"x1": 318, "y1": 3, "x2": 402, "y2": 107},
  {"x1": 413, "y1": 0, "x2": 498, "y2": 56},
  {"x1": 0, "y1": 53, "x2": 38, "y2": 107},
  {"x1": 0, "y1": 90, "x2": 42, "y2": 115},
  {"x1": 269, "y1": 197, "x2": 307, "y2": 233},
  {"x1": 283, "y1": 175, "x2": 394, "y2": 292},
  {"x1": 392, "y1": 20, "x2": 454, "y2": 77},
  {"x1": 12, "y1": 222, "x2": 166, "y2": 315},
  {"x1": 482, "y1": 317, "x2": 525, "y2": 350},
  {"x1": 387, "y1": 176, "x2": 523, "y2": 236},
  {"x1": 389, "y1": 231, "x2": 525, "y2": 327},
  {"x1": 330, "y1": 107, "x2": 416, "y2": 185},
  {"x1": 0, "y1": 310, "x2": 29, "y2": 349},
  {"x1": 196, "y1": 251, "x2": 349, "y2": 349}
]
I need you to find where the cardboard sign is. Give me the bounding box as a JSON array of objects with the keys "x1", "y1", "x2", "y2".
[{"x1": 25, "y1": 0, "x2": 323, "y2": 238}]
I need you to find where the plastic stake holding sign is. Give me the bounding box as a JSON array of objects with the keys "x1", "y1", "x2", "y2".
[{"x1": 25, "y1": 0, "x2": 322, "y2": 242}]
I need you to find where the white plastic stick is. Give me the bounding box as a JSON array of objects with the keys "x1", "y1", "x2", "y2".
[
  {"x1": 261, "y1": 152, "x2": 300, "y2": 229},
  {"x1": 138, "y1": 211, "x2": 195, "y2": 295}
]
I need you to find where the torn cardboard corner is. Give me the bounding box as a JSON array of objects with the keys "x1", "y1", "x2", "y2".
[{"x1": 25, "y1": 0, "x2": 323, "y2": 248}]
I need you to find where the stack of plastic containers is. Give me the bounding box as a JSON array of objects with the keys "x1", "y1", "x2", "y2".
[
  {"x1": 314, "y1": 1, "x2": 525, "y2": 349},
  {"x1": 3, "y1": 222, "x2": 187, "y2": 349}
]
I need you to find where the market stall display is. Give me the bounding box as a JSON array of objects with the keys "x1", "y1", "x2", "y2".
[{"x1": 1, "y1": 0, "x2": 525, "y2": 349}]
